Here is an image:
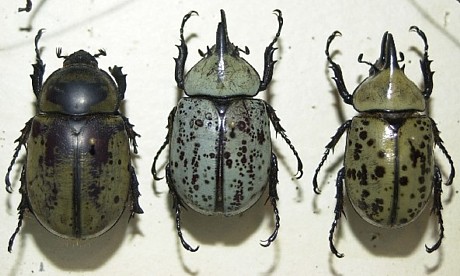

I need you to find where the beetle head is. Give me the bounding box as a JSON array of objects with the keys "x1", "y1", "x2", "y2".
[
  {"x1": 353, "y1": 32, "x2": 425, "y2": 112},
  {"x1": 183, "y1": 10, "x2": 261, "y2": 98},
  {"x1": 60, "y1": 49, "x2": 105, "y2": 68}
]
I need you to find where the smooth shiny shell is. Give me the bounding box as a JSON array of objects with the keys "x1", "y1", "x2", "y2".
[
  {"x1": 26, "y1": 114, "x2": 131, "y2": 239},
  {"x1": 169, "y1": 97, "x2": 272, "y2": 215},
  {"x1": 183, "y1": 46, "x2": 261, "y2": 97},
  {"x1": 344, "y1": 115, "x2": 434, "y2": 227},
  {"x1": 39, "y1": 65, "x2": 120, "y2": 115},
  {"x1": 353, "y1": 67, "x2": 426, "y2": 112}
]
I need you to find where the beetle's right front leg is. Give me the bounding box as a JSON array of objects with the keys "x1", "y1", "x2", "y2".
[
  {"x1": 325, "y1": 31, "x2": 353, "y2": 105},
  {"x1": 31, "y1": 29, "x2": 46, "y2": 98}
]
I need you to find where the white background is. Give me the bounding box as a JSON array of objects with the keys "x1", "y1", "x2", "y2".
[{"x1": 1, "y1": 0, "x2": 459, "y2": 275}]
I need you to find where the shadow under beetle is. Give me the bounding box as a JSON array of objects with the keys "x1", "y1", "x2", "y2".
[
  {"x1": 5, "y1": 29, "x2": 143, "y2": 252},
  {"x1": 313, "y1": 27, "x2": 455, "y2": 258},
  {"x1": 152, "y1": 10, "x2": 303, "y2": 251}
]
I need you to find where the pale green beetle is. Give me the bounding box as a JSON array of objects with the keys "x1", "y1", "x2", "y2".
[
  {"x1": 313, "y1": 27, "x2": 455, "y2": 258},
  {"x1": 152, "y1": 10, "x2": 303, "y2": 251}
]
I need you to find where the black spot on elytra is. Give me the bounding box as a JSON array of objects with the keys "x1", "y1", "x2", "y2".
[
  {"x1": 367, "y1": 139, "x2": 375, "y2": 146},
  {"x1": 359, "y1": 131, "x2": 368, "y2": 140},
  {"x1": 371, "y1": 198, "x2": 384, "y2": 215},
  {"x1": 89, "y1": 145, "x2": 96, "y2": 155},
  {"x1": 257, "y1": 129, "x2": 265, "y2": 145},
  {"x1": 374, "y1": 166, "x2": 386, "y2": 178},
  {"x1": 361, "y1": 189, "x2": 370, "y2": 198},
  {"x1": 418, "y1": 176, "x2": 425, "y2": 184},
  {"x1": 399, "y1": 176, "x2": 408, "y2": 186},
  {"x1": 347, "y1": 168, "x2": 357, "y2": 180},
  {"x1": 357, "y1": 164, "x2": 368, "y2": 185},
  {"x1": 353, "y1": 142, "x2": 363, "y2": 160}
]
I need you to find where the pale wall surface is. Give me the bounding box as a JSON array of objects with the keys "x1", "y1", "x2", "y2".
[{"x1": 0, "y1": 0, "x2": 459, "y2": 275}]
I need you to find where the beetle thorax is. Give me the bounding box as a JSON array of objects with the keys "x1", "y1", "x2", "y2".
[
  {"x1": 183, "y1": 13, "x2": 261, "y2": 98},
  {"x1": 353, "y1": 32, "x2": 426, "y2": 113},
  {"x1": 38, "y1": 52, "x2": 120, "y2": 115}
]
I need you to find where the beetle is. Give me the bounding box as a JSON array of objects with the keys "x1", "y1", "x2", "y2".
[
  {"x1": 5, "y1": 29, "x2": 143, "y2": 252},
  {"x1": 313, "y1": 27, "x2": 455, "y2": 258},
  {"x1": 152, "y1": 10, "x2": 303, "y2": 251}
]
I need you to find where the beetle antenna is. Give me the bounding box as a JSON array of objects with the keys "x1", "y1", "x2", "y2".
[
  {"x1": 94, "y1": 49, "x2": 106, "y2": 58},
  {"x1": 357, "y1": 53, "x2": 376, "y2": 68},
  {"x1": 234, "y1": 46, "x2": 250, "y2": 56},
  {"x1": 398, "y1": 52, "x2": 405, "y2": 62},
  {"x1": 56, "y1": 47, "x2": 68, "y2": 59}
]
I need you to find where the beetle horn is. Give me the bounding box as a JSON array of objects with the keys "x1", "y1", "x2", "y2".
[
  {"x1": 381, "y1": 32, "x2": 400, "y2": 71},
  {"x1": 216, "y1": 9, "x2": 229, "y2": 56},
  {"x1": 216, "y1": 9, "x2": 230, "y2": 81}
]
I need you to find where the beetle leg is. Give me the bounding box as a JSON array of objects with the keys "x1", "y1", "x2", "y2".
[
  {"x1": 313, "y1": 120, "x2": 351, "y2": 194},
  {"x1": 425, "y1": 166, "x2": 444, "y2": 253},
  {"x1": 265, "y1": 103, "x2": 303, "y2": 179},
  {"x1": 152, "y1": 106, "x2": 176, "y2": 180},
  {"x1": 121, "y1": 116, "x2": 140, "y2": 154},
  {"x1": 329, "y1": 167, "x2": 346, "y2": 258},
  {"x1": 430, "y1": 118, "x2": 455, "y2": 186},
  {"x1": 31, "y1": 29, "x2": 46, "y2": 98},
  {"x1": 325, "y1": 31, "x2": 353, "y2": 105},
  {"x1": 18, "y1": 0, "x2": 32, "y2": 12},
  {"x1": 5, "y1": 119, "x2": 33, "y2": 193},
  {"x1": 8, "y1": 166, "x2": 29, "y2": 252},
  {"x1": 109, "y1": 66, "x2": 127, "y2": 100},
  {"x1": 409, "y1": 26, "x2": 433, "y2": 99},
  {"x1": 259, "y1": 10, "x2": 283, "y2": 91},
  {"x1": 128, "y1": 164, "x2": 143, "y2": 215},
  {"x1": 174, "y1": 11, "x2": 198, "y2": 90},
  {"x1": 165, "y1": 164, "x2": 199, "y2": 252},
  {"x1": 260, "y1": 153, "x2": 280, "y2": 247}
]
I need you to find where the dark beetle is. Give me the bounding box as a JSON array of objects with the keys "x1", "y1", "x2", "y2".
[
  {"x1": 313, "y1": 27, "x2": 455, "y2": 257},
  {"x1": 5, "y1": 29, "x2": 143, "y2": 252},
  {"x1": 152, "y1": 10, "x2": 303, "y2": 251}
]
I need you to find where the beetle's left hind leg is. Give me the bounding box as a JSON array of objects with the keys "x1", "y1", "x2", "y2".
[
  {"x1": 8, "y1": 166, "x2": 29, "y2": 252},
  {"x1": 166, "y1": 164, "x2": 199, "y2": 252},
  {"x1": 260, "y1": 153, "x2": 280, "y2": 247},
  {"x1": 329, "y1": 167, "x2": 346, "y2": 258},
  {"x1": 425, "y1": 165, "x2": 444, "y2": 253},
  {"x1": 128, "y1": 164, "x2": 143, "y2": 215}
]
